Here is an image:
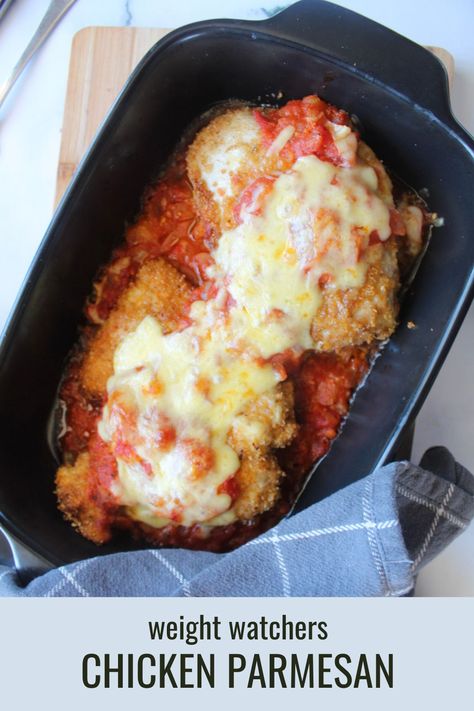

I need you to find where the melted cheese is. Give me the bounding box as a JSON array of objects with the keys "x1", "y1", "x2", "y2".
[
  {"x1": 327, "y1": 121, "x2": 358, "y2": 166},
  {"x1": 99, "y1": 152, "x2": 392, "y2": 528},
  {"x1": 198, "y1": 110, "x2": 260, "y2": 209},
  {"x1": 266, "y1": 125, "x2": 295, "y2": 156}
]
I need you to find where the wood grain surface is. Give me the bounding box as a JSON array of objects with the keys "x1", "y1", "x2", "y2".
[
  {"x1": 55, "y1": 26, "x2": 455, "y2": 204},
  {"x1": 56, "y1": 27, "x2": 168, "y2": 204}
]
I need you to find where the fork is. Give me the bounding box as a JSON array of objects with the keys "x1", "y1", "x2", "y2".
[{"x1": 0, "y1": 0, "x2": 78, "y2": 111}]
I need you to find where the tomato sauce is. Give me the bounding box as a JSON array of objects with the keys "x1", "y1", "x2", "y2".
[
  {"x1": 234, "y1": 175, "x2": 277, "y2": 224},
  {"x1": 278, "y1": 350, "x2": 369, "y2": 478},
  {"x1": 58, "y1": 100, "x2": 375, "y2": 551},
  {"x1": 254, "y1": 95, "x2": 352, "y2": 167},
  {"x1": 126, "y1": 158, "x2": 216, "y2": 286}
]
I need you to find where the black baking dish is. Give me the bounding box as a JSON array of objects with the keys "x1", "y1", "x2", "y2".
[{"x1": 1, "y1": 0, "x2": 473, "y2": 577}]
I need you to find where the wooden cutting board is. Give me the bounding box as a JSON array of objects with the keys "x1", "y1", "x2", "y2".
[{"x1": 55, "y1": 26, "x2": 454, "y2": 205}]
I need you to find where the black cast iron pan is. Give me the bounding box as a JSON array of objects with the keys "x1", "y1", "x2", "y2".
[{"x1": 1, "y1": 0, "x2": 473, "y2": 580}]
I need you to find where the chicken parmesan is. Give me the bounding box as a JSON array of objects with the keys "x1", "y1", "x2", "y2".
[{"x1": 55, "y1": 95, "x2": 428, "y2": 550}]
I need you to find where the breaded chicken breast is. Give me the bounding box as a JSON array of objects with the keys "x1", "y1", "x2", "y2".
[
  {"x1": 56, "y1": 451, "x2": 107, "y2": 543},
  {"x1": 57, "y1": 95, "x2": 425, "y2": 549},
  {"x1": 187, "y1": 102, "x2": 404, "y2": 352},
  {"x1": 230, "y1": 381, "x2": 297, "y2": 519},
  {"x1": 81, "y1": 258, "x2": 192, "y2": 395},
  {"x1": 58, "y1": 258, "x2": 299, "y2": 541},
  {"x1": 187, "y1": 106, "x2": 264, "y2": 232},
  {"x1": 187, "y1": 97, "x2": 362, "y2": 233}
]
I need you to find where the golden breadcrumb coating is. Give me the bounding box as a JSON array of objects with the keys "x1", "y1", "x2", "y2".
[
  {"x1": 81, "y1": 258, "x2": 192, "y2": 395},
  {"x1": 309, "y1": 142, "x2": 399, "y2": 350},
  {"x1": 56, "y1": 452, "x2": 109, "y2": 544},
  {"x1": 311, "y1": 240, "x2": 399, "y2": 351},
  {"x1": 187, "y1": 106, "x2": 267, "y2": 233},
  {"x1": 229, "y1": 382, "x2": 297, "y2": 519}
]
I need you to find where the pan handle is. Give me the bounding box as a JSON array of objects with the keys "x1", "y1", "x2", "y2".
[
  {"x1": 257, "y1": 0, "x2": 452, "y2": 121},
  {"x1": 1, "y1": 526, "x2": 53, "y2": 586}
]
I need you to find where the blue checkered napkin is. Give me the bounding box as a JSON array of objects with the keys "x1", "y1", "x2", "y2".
[{"x1": 0, "y1": 447, "x2": 473, "y2": 597}]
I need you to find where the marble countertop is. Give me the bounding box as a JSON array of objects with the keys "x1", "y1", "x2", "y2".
[{"x1": 0, "y1": 0, "x2": 473, "y2": 595}]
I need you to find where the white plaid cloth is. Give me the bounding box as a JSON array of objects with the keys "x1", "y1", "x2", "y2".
[{"x1": 1, "y1": 448, "x2": 472, "y2": 597}]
